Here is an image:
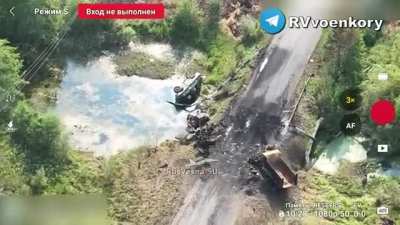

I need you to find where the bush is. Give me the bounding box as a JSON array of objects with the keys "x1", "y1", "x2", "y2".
[
  {"x1": 240, "y1": 15, "x2": 263, "y2": 46},
  {"x1": 170, "y1": 0, "x2": 202, "y2": 47},
  {"x1": 368, "y1": 177, "x2": 400, "y2": 210},
  {"x1": 125, "y1": 20, "x2": 171, "y2": 42},
  {"x1": 198, "y1": 0, "x2": 220, "y2": 49},
  {"x1": 0, "y1": 136, "x2": 30, "y2": 195},
  {"x1": 29, "y1": 167, "x2": 48, "y2": 195},
  {"x1": 0, "y1": 39, "x2": 23, "y2": 121},
  {"x1": 204, "y1": 34, "x2": 239, "y2": 85},
  {"x1": 116, "y1": 25, "x2": 136, "y2": 44},
  {"x1": 362, "y1": 29, "x2": 382, "y2": 47},
  {"x1": 11, "y1": 101, "x2": 68, "y2": 168}
]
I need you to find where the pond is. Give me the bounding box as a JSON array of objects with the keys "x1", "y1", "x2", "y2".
[
  {"x1": 55, "y1": 45, "x2": 188, "y2": 156},
  {"x1": 313, "y1": 136, "x2": 367, "y2": 175}
]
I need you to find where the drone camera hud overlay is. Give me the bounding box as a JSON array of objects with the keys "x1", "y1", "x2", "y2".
[{"x1": 0, "y1": 0, "x2": 400, "y2": 225}]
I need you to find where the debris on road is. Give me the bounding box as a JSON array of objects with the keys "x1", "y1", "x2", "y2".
[{"x1": 185, "y1": 109, "x2": 221, "y2": 156}]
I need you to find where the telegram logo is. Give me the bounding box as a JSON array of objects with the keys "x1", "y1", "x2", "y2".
[{"x1": 259, "y1": 7, "x2": 286, "y2": 34}]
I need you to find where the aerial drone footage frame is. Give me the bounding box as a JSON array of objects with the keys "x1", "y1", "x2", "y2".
[{"x1": 0, "y1": 0, "x2": 399, "y2": 225}]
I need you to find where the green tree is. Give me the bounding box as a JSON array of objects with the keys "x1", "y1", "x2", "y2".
[
  {"x1": 360, "y1": 32, "x2": 400, "y2": 158},
  {"x1": 362, "y1": 28, "x2": 383, "y2": 47},
  {"x1": 0, "y1": 0, "x2": 74, "y2": 59},
  {"x1": 199, "y1": 0, "x2": 220, "y2": 49},
  {"x1": 239, "y1": 15, "x2": 263, "y2": 47},
  {"x1": 122, "y1": 20, "x2": 171, "y2": 42},
  {"x1": 0, "y1": 39, "x2": 24, "y2": 121},
  {"x1": 66, "y1": 17, "x2": 122, "y2": 56},
  {"x1": 11, "y1": 101, "x2": 68, "y2": 169},
  {"x1": 170, "y1": 0, "x2": 202, "y2": 47}
]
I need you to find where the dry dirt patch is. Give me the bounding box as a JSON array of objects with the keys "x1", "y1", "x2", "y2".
[{"x1": 105, "y1": 141, "x2": 195, "y2": 225}]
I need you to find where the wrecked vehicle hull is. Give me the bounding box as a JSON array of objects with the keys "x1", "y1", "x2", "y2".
[
  {"x1": 170, "y1": 73, "x2": 202, "y2": 109},
  {"x1": 249, "y1": 148, "x2": 298, "y2": 189}
]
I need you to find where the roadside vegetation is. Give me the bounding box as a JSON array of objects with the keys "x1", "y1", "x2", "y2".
[
  {"x1": 0, "y1": 0, "x2": 266, "y2": 224},
  {"x1": 299, "y1": 25, "x2": 400, "y2": 224},
  {"x1": 305, "y1": 26, "x2": 400, "y2": 159},
  {"x1": 0, "y1": 40, "x2": 101, "y2": 196},
  {"x1": 302, "y1": 167, "x2": 400, "y2": 225}
]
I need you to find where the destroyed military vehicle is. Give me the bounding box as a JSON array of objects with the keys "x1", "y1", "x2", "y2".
[
  {"x1": 169, "y1": 72, "x2": 202, "y2": 109},
  {"x1": 185, "y1": 110, "x2": 219, "y2": 156},
  {"x1": 249, "y1": 146, "x2": 298, "y2": 189}
]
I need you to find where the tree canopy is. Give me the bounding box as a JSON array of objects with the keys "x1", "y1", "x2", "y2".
[
  {"x1": 11, "y1": 101, "x2": 68, "y2": 169},
  {"x1": 170, "y1": 0, "x2": 202, "y2": 47},
  {"x1": 0, "y1": 39, "x2": 23, "y2": 119},
  {"x1": 360, "y1": 31, "x2": 400, "y2": 157}
]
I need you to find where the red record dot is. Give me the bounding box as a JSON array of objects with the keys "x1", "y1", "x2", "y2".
[{"x1": 370, "y1": 99, "x2": 396, "y2": 125}]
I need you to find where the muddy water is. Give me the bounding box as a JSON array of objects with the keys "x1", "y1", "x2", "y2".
[
  {"x1": 55, "y1": 49, "x2": 187, "y2": 156},
  {"x1": 313, "y1": 136, "x2": 367, "y2": 174},
  {"x1": 312, "y1": 136, "x2": 400, "y2": 177}
]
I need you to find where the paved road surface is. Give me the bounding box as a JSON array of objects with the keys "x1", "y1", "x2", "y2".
[{"x1": 171, "y1": 5, "x2": 322, "y2": 225}]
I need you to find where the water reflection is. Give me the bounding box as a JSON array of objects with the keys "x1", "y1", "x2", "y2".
[{"x1": 55, "y1": 56, "x2": 187, "y2": 156}]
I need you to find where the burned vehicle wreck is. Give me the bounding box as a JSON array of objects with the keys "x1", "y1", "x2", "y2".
[
  {"x1": 169, "y1": 72, "x2": 202, "y2": 109},
  {"x1": 185, "y1": 110, "x2": 221, "y2": 156},
  {"x1": 249, "y1": 145, "x2": 298, "y2": 189}
]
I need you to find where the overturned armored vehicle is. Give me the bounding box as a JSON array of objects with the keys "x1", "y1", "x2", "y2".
[{"x1": 170, "y1": 73, "x2": 202, "y2": 109}]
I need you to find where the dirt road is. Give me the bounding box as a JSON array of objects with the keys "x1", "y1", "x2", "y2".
[{"x1": 171, "y1": 5, "x2": 322, "y2": 225}]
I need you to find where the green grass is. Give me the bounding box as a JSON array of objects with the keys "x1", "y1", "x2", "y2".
[
  {"x1": 202, "y1": 34, "x2": 239, "y2": 85},
  {"x1": 114, "y1": 51, "x2": 175, "y2": 79},
  {"x1": 306, "y1": 168, "x2": 400, "y2": 225},
  {"x1": 202, "y1": 32, "x2": 266, "y2": 85}
]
